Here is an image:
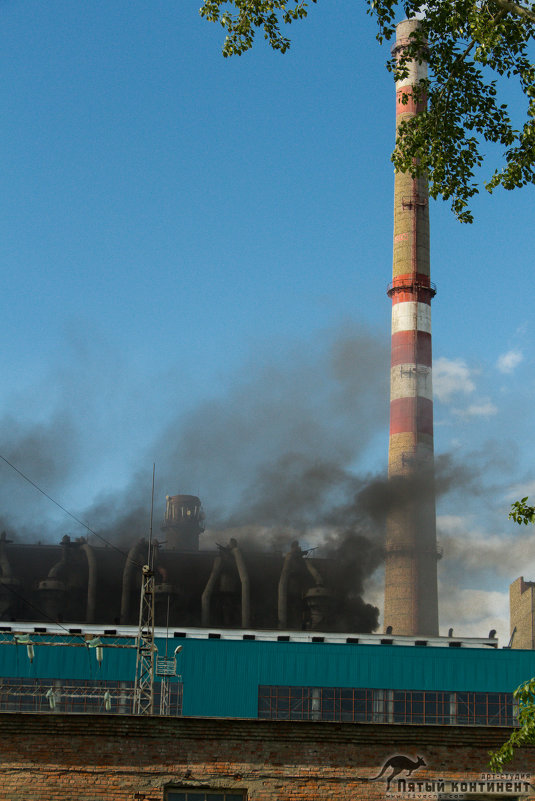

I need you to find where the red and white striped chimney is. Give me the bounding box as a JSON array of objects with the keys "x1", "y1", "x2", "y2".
[{"x1": 383, "y1": 19, "x2": 439, "y2": 636}]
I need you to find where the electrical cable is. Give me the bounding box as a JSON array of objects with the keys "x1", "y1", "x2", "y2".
[
  {"x1": 0, "y1": 452, "x2": 147, "y2": 568},
  {"x1": 0, "y1": 580, "x2": 75, "y2": 636},
  {"x1": 0, "y1": 452, "x2": 155, "y2": 686},
  {"x1": 0, "y1": 451, "x2": 153, "y2": 640}
]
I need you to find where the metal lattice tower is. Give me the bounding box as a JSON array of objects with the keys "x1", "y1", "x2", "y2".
[
  {"x1": 132, "y1": 563, "x2": 156, "y2": 715},
  {"x1": 133, "y1": 467, "x2": 158, "y2": 715}
]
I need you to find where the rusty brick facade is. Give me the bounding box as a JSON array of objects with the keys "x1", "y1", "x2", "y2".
[{"x1": 0, "y1": 713, "x2": 533, "y2": 801}]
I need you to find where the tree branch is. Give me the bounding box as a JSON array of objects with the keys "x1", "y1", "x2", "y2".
[{"x1": 491, "y1": 0, "x2": 535, "y2": 24}]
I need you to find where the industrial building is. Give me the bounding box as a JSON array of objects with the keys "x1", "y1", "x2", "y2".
[
  {"x1": 0, "y1": 624, "x2": 522, "y2": 722},
  {"x1": 0, "y1": 19, "x2": 532, "y2": 801},
  {"x1": 0, "y1": 494, "x2": 378, "y2": 634},
  {"x1": 0, "y1": 625, "x2": 534, "y2": 799},
  {"x1": 0, "y1": 22, "x2": 437, "y2": 644}
]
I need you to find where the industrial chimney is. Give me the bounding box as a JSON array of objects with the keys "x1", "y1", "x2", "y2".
[
  {"x1": 383, "y1": 19, "x2": 439, "y2": 636},
  {"x1": 161, "y1": 494, "x2": 205, "y2": 551}
]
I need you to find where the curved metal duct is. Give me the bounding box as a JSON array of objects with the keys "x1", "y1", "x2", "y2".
[
  {"x1": 46, "y1": 535, "x2": 71, "y2": 581},
  {"x1": 303, "y1": 553, "x2": 330, "y2": 630},
  {"x1": 230, "y1": 538, "x2": 250, "y2": 628},
  {"x1": 120, "y1": 538, "x2": 147, "y2": 624},
  {"x1": 80, "y1": 542, "x2": 97, "y2": 623},
  {"x1": 36, "y1": 535, "x2": 72, "y2": 621},
  {"x1": 304, "y1": 557, "x2": 324, "y2": 587},
  {"x1": 201, "y1": 555, "x2": 223, "y2": 627},
  {"x1": 277, "y1": 540, "x2": 302, "y2": 630},
  {"x1": 0, "y1": 532, "x2": 13, "y2": 581},
  {"x1": 0, "y1": 532, "x2": 20, "y2": 619}
]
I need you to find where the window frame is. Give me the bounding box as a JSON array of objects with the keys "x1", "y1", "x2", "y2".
[{"x1": 258, "y1": 685, "x2": 514, "y2": 727}]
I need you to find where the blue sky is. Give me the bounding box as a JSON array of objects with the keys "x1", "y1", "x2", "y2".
[{"x1": 0, "y1": 0, "x2": 533, "y2": 640}]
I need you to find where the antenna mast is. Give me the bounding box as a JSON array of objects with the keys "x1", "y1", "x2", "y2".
[{"x1": 133, "y1": 465, "x2": 156, "y2": 715}]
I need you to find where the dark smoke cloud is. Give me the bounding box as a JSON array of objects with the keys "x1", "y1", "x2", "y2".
[
  {"x1": 0, "y1": 411, "x2": 79, "y2": 540},
  {"x1": 154, "y1": 327, "x2": 389, "y2": 529},
  {"x1": 0, "y1": 323, "x2": 515, "y2": 620},
  {"x1": 75, "y1": 481, "x2": 151, "y2": 551},
  {"x1": 0, "y1": 326, "x2": 389, "y2": 541},
  {"x1": 0, "y1": 413, "x2": 77, "y2": 486}
]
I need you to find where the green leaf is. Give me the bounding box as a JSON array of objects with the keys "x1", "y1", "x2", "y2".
[{"x1": 200, "y1": 0, "x2": 535, "y2": 222}]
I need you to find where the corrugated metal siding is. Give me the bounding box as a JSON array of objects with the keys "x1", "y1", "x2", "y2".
[
  {"x1": 0, "y1": 637, "x2": 136, "y2": 681},
  {"x1": 179, "y1": 641, "x2": 535, "y2": 718},
  {"x1": 2, "y1": 637, "x2": 535, "y2": 718}
]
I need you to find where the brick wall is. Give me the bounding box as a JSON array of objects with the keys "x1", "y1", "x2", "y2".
[
  {"x1": 0, "y1": 713, "x2": 533, "y2": 801},
  {"x1": 510, "y1": 577, "x2": 535, "y2": 649}
]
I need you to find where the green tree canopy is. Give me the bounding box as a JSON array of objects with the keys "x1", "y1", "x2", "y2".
[
  {"x1": 490, "y1": 677, "x2": 535, "y2": 771},
  {"x1": 488, "y1": 496, "x2": 535, "y2": 771},
  {"x1": 199, "y1": 0, "x2": 535, "y2": 222}
]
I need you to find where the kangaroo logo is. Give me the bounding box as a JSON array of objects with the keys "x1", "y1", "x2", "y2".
[{"x1": 360, "y1": 754, "x2": 426, "y2": 792}]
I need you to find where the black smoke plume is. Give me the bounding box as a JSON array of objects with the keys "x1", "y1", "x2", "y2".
[{"x1": 0, "y1": 326, "x2": 513, "y2": 633}]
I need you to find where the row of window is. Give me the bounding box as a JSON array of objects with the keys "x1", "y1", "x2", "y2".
[
  {"x1": 258, "y1": 685, "x2": 515, "y2": 727},
  {"x1": 0, "y1": 677, "x2": 515, "y2": 727},
  {"x1": 0, "y1": 678, "x2": 183, "y2": 716}
]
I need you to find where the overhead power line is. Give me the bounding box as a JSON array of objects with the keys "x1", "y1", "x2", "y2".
[{"x1": 0, "y1": 452, "x2": 146, "y2": 567}]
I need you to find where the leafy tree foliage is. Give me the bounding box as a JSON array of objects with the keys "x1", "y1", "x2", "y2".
[
  {"x1": 510, "y1": 496, "x2": 535, "y2": 524},
  {"x1": 490, "y1": 676, "x2": 535, "y2": 770},
  {"x1": 199, "y1": 0, "x2": 535, "y2": 222},
  {"x1": 488, "y1": 496, "x2": 535, "y2": 771}
]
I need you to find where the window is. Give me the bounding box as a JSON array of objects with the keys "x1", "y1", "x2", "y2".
[
  {"x1": 392, "y1": 690, "x2": 452, "y2": 725},
  {"x1": 455, "y1": 692, "x2": 514, "y2": 727},
  {"x1": 258, "y1": 686, "x2": 514, "y2": 727}
]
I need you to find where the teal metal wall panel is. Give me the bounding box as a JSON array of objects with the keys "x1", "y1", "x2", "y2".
[
  {"x1": 0, "y1": 636, "x2": 136, "y2": 681},
  {"x1": 178, "y1": 640, "x2": 535, "y2": 718},
  {"x1": 3, "y1": 636, "x2": 535, "y2": 719}
]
